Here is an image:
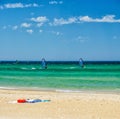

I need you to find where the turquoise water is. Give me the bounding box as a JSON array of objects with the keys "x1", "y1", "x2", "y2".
[{"x1": 0, "y1": 62, "x2": 120, "y2": 91}]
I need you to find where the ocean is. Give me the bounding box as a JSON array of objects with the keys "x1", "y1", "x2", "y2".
[{"x1": 0, "y1": 61, "x2": 120, "y2": 92}]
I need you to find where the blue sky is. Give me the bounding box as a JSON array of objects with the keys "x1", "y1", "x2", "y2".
[{"x1": 0, "y1": 0, "x2": 120, "y2": 61}]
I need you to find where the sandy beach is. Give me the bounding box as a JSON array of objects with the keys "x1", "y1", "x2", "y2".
[{"x1": 0, "y1": 89, "x2": 120, "y2": 119}]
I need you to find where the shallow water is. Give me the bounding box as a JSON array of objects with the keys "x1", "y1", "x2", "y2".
[{"x1": 0, "y1": 61, "x2": 120, "y2": 91}]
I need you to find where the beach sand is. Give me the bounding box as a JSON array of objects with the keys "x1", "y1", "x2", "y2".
[{"x1": 0, "y1": 89, "x2": 120, "y2": 119}]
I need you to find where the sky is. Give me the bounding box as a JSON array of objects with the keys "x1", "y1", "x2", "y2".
[{"x1": 0, "y1": 0, "x2": 120, "y2": 61}]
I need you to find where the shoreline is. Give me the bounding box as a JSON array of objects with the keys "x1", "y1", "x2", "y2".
[
  {"x1": 1, "y1": 86, "x2": 120, "y2": 94},
  {"x1": 0, "y1": 89, "x2": 120, "y2": 119}
]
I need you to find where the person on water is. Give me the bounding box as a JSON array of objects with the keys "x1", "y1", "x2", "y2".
[
  {"x1": 41, "y1": 58, "x2": 47, "y2": 69},
  {"x1": 79, "y1": 58, "x2": 84, "y2": 68}
]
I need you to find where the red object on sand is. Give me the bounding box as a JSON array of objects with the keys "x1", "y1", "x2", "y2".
[{"x1": 17, "y1": 99, "x2": 26, "y2": 103}]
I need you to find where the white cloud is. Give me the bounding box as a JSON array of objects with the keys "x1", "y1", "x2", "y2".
[
  {"x1": 49, "y1": 1, "x2": 57, "y2": 4},
  {"x1": 52, "y1": 17, "x2": 77, "y2": 26},
  {"x1": 31, "y1": 16, "x2": 48, "y2": 23},
  {"x1": 0, "y1": 3, "x2": 39, "y2": 9},
  {"x1": 49, "y1": 1, "x2": 63, "y2": 5},
  {"x1": 21, "y1": 23, "x2": 31, "y2": 28},
  {"x1": 51, "y1": 15, "x2": 120, "y2": 26},
  {"x1": 79, "y1": 16, "x2": 92, "y2": 22},
  {"x1": 26, "y1": 29, "x2": 33, "y2": 34},
  {"x1": 31, "y1": 16, "x2": 48, "y2": 27},
  {"x1": 37, "y1": 23, "x2": 44, "y2": 27},
  {"x1": 79, "y1": 15, "x2": 120, "y2": 23},
  {"x1": 4, "y1": 3, "x2": 24, "y2": 8},
  {"x1": 12, "y1": 25, "x2": 18, "y2": 30}
]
